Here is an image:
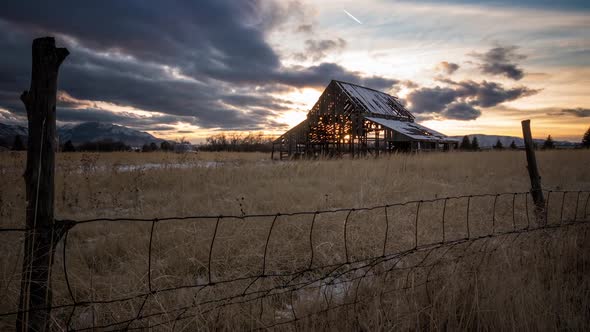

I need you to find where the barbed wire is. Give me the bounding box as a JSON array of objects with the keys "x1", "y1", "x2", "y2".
[
  {"x1": 0, "y1": 189, "x2": 589, "y2": 331},
  {"x1": 69, "y1": 220, "x2": 589, "y2": 331}
]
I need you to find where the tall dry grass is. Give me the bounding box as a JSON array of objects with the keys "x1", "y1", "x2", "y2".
[{"x1": 0, "y1": 150, "x2": 589, "y2": 330}]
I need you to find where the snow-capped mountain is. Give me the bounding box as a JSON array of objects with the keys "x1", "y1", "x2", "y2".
[
  {"x1": 0, "y1": 122, "x2": 28, "y2": 147},
  {"x1": 0, "y1": 122, "x2": 163, "y2": 148},
  {"x1": 58, "y1": 122, "x2": 163, "y2": 147}
]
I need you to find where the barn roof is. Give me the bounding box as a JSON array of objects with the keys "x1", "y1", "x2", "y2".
[
  {"x1": 334, "y1": 80, "x2": 414, "y2": 120},
  {"x1": 275, "y1": 80, "x2": 454, "y2": 144},
  {"x1": 366, "y1": 117, "x2": 455, "y2": 142}
]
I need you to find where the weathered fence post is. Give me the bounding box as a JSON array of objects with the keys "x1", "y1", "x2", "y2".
[
  {"x1": 521, "y1": 119, "x2": 545, "y2": 225},
  {"x1": 16, "y1": 37, "x2": 69, "y2": 332}
]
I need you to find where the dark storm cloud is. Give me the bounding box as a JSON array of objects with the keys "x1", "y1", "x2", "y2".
[
  {"x1": 54, "y1": 53, "x2": 287, "y2": 130},
  {"x1": 0, "y1": 22, "x2": 32, "y2": 117},
  {"x1": 442, "y1": 102, "x2": 481, "y2": 120},
  {"x1": 471, "y1": 45, "x2": 527, "y2": 80},
  {"x1": 439, "y1": 78, "x2": 539, "y2": 107},
  {"x1": 58, "y1": 57, "x2": 266, "y2": 129},
  {"x1": 0, "y1": 1, "x2": 281, "y2": 83},
  {"x1": 220, "y1": 95, "x2": 293, "y2": 111},
  {"x1": 437, "y1": 61, "x2": 460, "y2": 75},
  {"x1": 0, "y1": 1, "x2": 399, "y2": 131},
  {"x1": 276, "y1": 63, "x2": 398, "y2": 90},
  {"x1": 0, "y1": 90, "x2": 25, "y2": 116},
  {"x1": 549, "y1": 108, "x2": 590, "y2": 117},
  {"x1": 0, "y1": 0, "x2": 365, "y2": 87},
  {"x1": 407, "y1": 86, "x2": 458, "y2": 113},
  {"x1": 406, "y1": 78, "x2": 539, "y2": 120},
  {"x1": 248, "y1": 108, "x2": 278, "y2": 118},
  {"x1": 296, "y1": 38, "x2": 347, "y2": 61}
]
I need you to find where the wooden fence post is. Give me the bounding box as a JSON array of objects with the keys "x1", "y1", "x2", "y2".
[
  {"x1": 521, "y1": 120, "x2": 545, "y2": 225},
  {"x1": 16, "y1": 37, "x2": 69, "y2": 332}
]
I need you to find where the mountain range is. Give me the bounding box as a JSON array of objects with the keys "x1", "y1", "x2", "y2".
[
  {"x1": 0, "y1": 122, "x2": 28, "y2": 148},
  {"x1": 59, "y1": 122, "x2": 163, "y2": 147},
  {"x1": 448, "y1": 134, "x2": 575, "y2": 148},
  {"x1": 0, "y1": 122, "x2": 578, "y2": 150},
  {"x1": 0, "y1": 122, "x2": 163, "y2": 148}
]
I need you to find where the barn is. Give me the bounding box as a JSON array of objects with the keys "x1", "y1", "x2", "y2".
[{"x1": 272, "y1": 80, "x2": 457, "y2": 159}]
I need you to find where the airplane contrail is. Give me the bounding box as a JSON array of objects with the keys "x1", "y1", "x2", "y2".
[{"x1": 343, "y1": 9, "x2": 362, "y2": 24}]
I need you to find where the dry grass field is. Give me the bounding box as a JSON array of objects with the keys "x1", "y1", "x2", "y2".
[{"x1": 1, "y1": 150, "x2": 590, "y2": 331}]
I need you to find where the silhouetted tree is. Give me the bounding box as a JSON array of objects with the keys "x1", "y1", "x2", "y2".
[
  {"x1": 493, "y1": 139, "x2": 503, "y2": 150},
  {"x1": 543, "y1": 135, "x2": 555, "y2": 149},
  {"x1": 459, "y1": 136, "x2": 471, "y2": 150},
  {"x1": 582, "y1": 127, "x2": 590, "y2": 148},
  {"x1": 141, "y1": 142, "x2": 158, "y2": 152},
  {"x1": 160, "y1": 141, "x2": 173, "y2": 151},
  {"x1": 11, "y1": 135, "x2": 25, "y2": 151},
  {"x1": 62, "y1": 140, "x2": 76, "y2": 152},
  {"x1": 510, "y1": 140, "x2": 517, "y2": 149},
  {"x1": 202, "y1": 132, "x2": 273, "y2": 152},
  {"x1": 471, "y1": 137, "x2": 479, "y2": 151}
]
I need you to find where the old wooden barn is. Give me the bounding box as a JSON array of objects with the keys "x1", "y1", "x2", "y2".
[{"x1": 272, "y1": 80, "x2": 457, "y2": 159}]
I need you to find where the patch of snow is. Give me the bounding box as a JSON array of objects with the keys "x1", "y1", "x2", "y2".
[
  {"x1": 366, "y1": 117, "x2": 452, "y2": 142},
  {"x1": 337, "y1": 81, "x2": 413, "y2": 119}
]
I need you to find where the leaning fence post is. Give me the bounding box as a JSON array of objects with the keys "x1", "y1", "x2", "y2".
[
  {"x1": 521, "y1": 120, "x2": 545, "y2": 225},
  {"x1": 16, "y1": 37, "x2": 69, "y2": 332}
]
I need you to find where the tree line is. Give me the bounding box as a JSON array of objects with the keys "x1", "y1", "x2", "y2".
[
  {"x1": 457, "y1": 128, "x2": 590, "y2": 151},
  {"x1": 8, "y1": 136, "x2": 189, "y2": 152},
  {"x1": 139, "y1": 139, "x2": 193, "y2": 152},
  {"x1": 200, "y1": 132, "x2": 274, "y2": 152},
  {"x1": 459, "y1": 136, "x2": 519, "y2": 151}
]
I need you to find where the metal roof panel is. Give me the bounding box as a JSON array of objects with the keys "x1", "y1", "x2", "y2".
[
  {"x1": 336, "y1": 81, "x2": 413, "y2": 119},
  {"x1": 366, "y1": 117, "x2": 456, "y2": 142}
]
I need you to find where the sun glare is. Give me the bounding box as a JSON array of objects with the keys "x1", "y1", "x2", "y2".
[
  {"x1": 273, "y1": 87, "x2": 320, "y2": 128},
  {"x1": 281, "y1": 88, "x2": 321, "y2": 108},
  {"x1": 276, "y1": 110, "x2": 307, "y2": 129}
]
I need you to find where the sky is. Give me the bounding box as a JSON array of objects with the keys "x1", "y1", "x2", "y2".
[{"x1": 0, "y1": 0, "x2": 588, "y2": 142}]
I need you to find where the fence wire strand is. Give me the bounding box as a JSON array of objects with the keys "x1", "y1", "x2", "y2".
[{"x1": 1, "y1": 189, "x2": 589, "y2": 331}]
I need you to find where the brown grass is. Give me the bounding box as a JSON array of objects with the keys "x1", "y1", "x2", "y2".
[{"x1": 0, "y1": 150, "x2": 589, "y2": 331}]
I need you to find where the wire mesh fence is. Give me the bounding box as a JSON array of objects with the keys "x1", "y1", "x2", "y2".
[{"x1": 1, "y1": 189, "x2": 589, "y2": 330}]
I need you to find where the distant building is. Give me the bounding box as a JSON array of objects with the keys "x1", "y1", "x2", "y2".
[{"x1": 272, "y1": 80, "x2": 457, "y2": 159}]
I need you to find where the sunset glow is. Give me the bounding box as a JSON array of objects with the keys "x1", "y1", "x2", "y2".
[{"x1": 0, "y1": 1, "x2": 588, "y2": 142}]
